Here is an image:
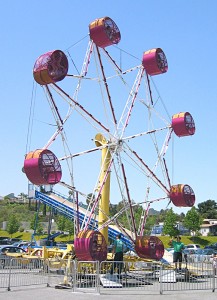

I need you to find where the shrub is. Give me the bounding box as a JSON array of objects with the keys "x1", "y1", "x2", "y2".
[{"x1": 207, "y1": 232, "x2": 214, "y2": 236}]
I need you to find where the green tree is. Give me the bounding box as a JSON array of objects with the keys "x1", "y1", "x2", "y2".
[
  {"x1": 36, "y1": 223, "x2": 44, "y2": 235},
  {"x1": 110, "y1": 203, "x2": 118, "y2": 216},
  {"x1": 30, "y1": 212, "x2": 44, "y2": 235},
  {"x1": 65, "y1": 219, "x2": 74, "y2": 237},
  {"x1": 183, "y1": 207, "x2": 202, "y2": 235},
  {"x1": 115, "y1": 200, "x2": 135, "y2": 230},
  {"x1": 163, "y1": 208, "x2": 179, "y2": 237},
  {"x1": 178, "y1": 212, "x2": 186, "y2": 222},
  {"x1": 144, "y1": 215, "x2": 158, "y2": 234},
  {"x1": 134, "y1": 204, "x2": 144, "y2": 229},
  {"x1": 56, "y1": 215, "x2": 66, "y2": 231},
  {"x1": 156, "y1": 209, "x2": 169, "y2": 223},
  {"x1": 86, "y1": 193, "x2": 95, "y2": 205},
  {"x1": 6, "y1": 215, "x2": 20, "y2": 237},
  {"x1": 30, "y1": 213, "x2": 38, "y2": 231},
  {"x1": 0, "y1": 206, "x2": 9, "y2": 223},
  {"x1": 197, "y1": 200, "x2": 217, "y2": 219}
]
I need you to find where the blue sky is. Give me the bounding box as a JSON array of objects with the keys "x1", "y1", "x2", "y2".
[{"x1": 0, "y1": 0, "x2": 216, "y2": 215}]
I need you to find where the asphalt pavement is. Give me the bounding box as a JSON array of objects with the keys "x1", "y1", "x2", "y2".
[{"x1": 0, "y1": 287, "x2": 216, "y2": 300}]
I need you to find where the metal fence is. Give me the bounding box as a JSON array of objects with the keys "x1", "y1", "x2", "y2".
[
  {"x1": 0, "y1": 257, "x2": 48, "y2": 291},
  {"x1": 0, "y1": 257, "x2": 216, "y2": 294},
  {"x1": 99, "y1": 260, "x2": 216, "y2": 294}
]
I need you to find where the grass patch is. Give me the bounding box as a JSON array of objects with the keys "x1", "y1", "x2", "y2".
[
  {"x1": 0, "y1": 230, "x2": 73, "y2": 242},
  {"x1": 158, "y1": 235, "x2": 217, "y2": 248},
  {"x1": 0, "y1": 230, "x2": 216, "y2": 248}
]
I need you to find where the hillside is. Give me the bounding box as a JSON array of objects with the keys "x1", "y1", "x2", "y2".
[
  {"x1": 0, "y1": 200, "x2": 216, "y2": 247},
  {"x1": 0, "y1": 200, "x2": 56, "y2": 236}
]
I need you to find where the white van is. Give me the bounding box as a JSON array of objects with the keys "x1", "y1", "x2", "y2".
[{"x1": 185, "y1": 244, "x2": 201, "y2": 250}]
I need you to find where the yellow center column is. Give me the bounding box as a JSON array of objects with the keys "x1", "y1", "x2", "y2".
[{"x1": 95, "y1": 133, "x2": 111, "y2": 244}]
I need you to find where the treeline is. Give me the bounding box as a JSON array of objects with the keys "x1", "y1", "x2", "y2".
[
  {"x1": 108, "y1": 199, "x2": 217, "y2": 236},
  {"x1": 0, "y1": 196, "x2": 216, "y2": 237}
]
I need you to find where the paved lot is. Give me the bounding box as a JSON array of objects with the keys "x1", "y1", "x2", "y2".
[{"x1": 0, "y1": 287, "x2": 216, "y2": 300}]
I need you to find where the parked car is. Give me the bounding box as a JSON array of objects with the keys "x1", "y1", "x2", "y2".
[
  {"x1": 182, "y1": 248, "x2": 197, "y2": 263},
  {"x1": 0, "y1": 238, "x2": 13, "y2": 246},
  {"x1": 0, "y1": 245, "x2": 27, "y2": 256},
  {"x1": 16, "y1": 241, "x2": 37, "y2": 251},
  {"x1": 184, "y1": 244, "x2": 201, "y2": 250},
  {"x1": 204, "y1": 242, "x2": 217, "y2": 250},
  {"x1": 183, "y1": 248, "x2": 216, "y2": 263},
  {"x1": 55, "y1": 242, "x2": 67, "y2": 249},
  {"x1": 0, "y1": 246, "x2": 26, "y2": 268},
  {"x1": 9, "y1": 238, "x2": 22, "y2": 244}
]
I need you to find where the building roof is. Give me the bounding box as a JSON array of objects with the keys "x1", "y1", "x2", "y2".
[
  {"x1": 202, "y1": 219, "x2": 217, "y2": 225},
  {"x1": 200, "y1": 224, "x2": 214, "y2": 228}
]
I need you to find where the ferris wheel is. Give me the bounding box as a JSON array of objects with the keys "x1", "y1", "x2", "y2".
[{"x1": 23, "y1": 16, "x2": 196, "y2": 262}]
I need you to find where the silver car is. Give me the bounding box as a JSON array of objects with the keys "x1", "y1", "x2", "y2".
[
  {"x1": 0, "y1": 246, "x2": 26, "y2": 268},
  {"x1": 183, "y1": 248, "x2": 216, "y2": 263}
]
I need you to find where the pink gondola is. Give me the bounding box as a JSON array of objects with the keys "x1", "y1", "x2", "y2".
[
  {"x1": 89, "y1": 17, "x2": 121, "y2": 48},
  {"x1": 170, "y1": 184, "x2": 195, "y2": 207},
  {"x1": 74, "y1": 230, "x2": 107, "y2": 262},
  {"x1": 172, "y1": 112, "x2": 195, "y2": 137},
  {"x1": 135, "y1": 236, "x2": 164, "y2": 260},
  {"x1": 33, "y1": 50, "x2": 68, "y2": 85},
  {"x1": 24, "y1": 149, "x2": 62, "y2": 185},
  {"x1": 142, "y1": 48, "x2": 168, "y2": 76}
]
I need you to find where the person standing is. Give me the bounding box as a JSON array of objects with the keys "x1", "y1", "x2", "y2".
[
  {"x1": 212, "y1": 253, "x2": 217, "y2": 276},
  {"x1": 110, "y1": 234, "x2": 124, "y2": 276},
  {"x1": 170, "y1": 236, "x2": 185, "y2": 272}
]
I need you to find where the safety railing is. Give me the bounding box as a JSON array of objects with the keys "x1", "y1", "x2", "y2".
[
  {"x1": 98, "y1": 260, "x2": 216, "y2": 294},
  {"x1": 0, "y1": 257, "x2": 48, "y2": 291},
  {"x1": 0, "y1": 257, "x2": 216, "y2": 294}
]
